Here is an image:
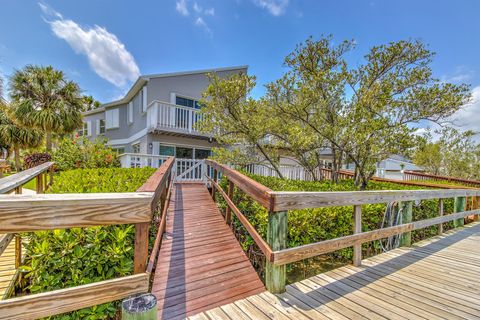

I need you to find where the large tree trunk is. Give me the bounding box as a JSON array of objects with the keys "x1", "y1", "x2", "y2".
[
  {"x1": 46, "y1": 130, "x2": 52, "y2": 152},
  {"x1": 14, "y1": 145, "x2": 21, "y2": 172}
]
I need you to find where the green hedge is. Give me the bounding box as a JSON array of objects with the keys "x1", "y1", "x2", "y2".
[
  {"x1": 219, "y1": 174, "x2": 455, "y2": 283},
  {"x1": 21, "y1": 167, "x2": 155, "y2": 320}
]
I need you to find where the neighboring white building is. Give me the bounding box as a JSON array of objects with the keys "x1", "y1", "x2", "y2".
[
  {"x1": 81, "y1": 66, "x2": 247, "y2": 168},
  {"x1": 344, "y1": 154, "x2": 424, "y2": 180}
]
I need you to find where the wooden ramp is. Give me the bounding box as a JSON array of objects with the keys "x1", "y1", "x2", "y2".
[
  {"x1": 152, "y1": 182, "x2": 265, "y2": 320},
  {"x1": 0, "y1": 234, "x2": 16, "y2": 299},
  {"x1": 192, "y1": 222, "x2": 480, "y2": 320}
]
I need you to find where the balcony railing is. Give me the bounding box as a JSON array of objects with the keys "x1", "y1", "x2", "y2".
[{"x1": 147, "y1": 101, "x2": 207, "y2": 136}]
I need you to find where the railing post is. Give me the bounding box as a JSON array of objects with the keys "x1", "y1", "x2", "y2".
[
  {"x1": 438, "y1": 199, "x2": 444, "y2": 235},
  {"x1": 353, "y1": 205, "x2": 362, "y2": 266},
  {"x1": 134, "y1": 222, "x2": 149, "y2": 274},
  {"x1": 36, "y1": 173, "x2": 44, "y2": 194},
  {"x1": 475, "y1": 196, "x2": 480, "y2": 222},
  {"x1": 266, "y1": 210, "x2": 287, "y2": 294},
  {"x1": 212, "y1": 169, "x2": 218, "y2": 201},
  {"x1": 400, "y1": 201, "x2": 413, "y2": 247},
  {"x1": 49, "y1": 165, "x2": 54, "y2": 187},
  {"x1": 15, "y1": 234, "x2": 21, "y2": 269},
  {"x1": 453, "y1": 196, "x2": 466, "y2": 228},
  {"x1": 14, "y1": 186, "x2": 22, "y2": 194},
  {"x1": 225, "y1": 180, "x2": 234, "y2": 225}
]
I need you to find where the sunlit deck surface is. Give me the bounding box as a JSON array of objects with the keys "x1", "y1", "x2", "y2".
[
  {"x1": 152, "y1": 183, "x2": 265, "y2": 320},
  {"x1": 190, "y1": 222, "x2": 480, "y2": 320},
  {"x1": 0, "y1": 235, "x2": 16, "y2": 300}
]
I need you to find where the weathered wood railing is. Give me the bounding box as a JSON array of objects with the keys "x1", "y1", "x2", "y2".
[
  {"x1": 206, "y1": 160, "x2": 480, "y2": 294},
  {"x1": 404, "y1": 170, "x2": 480, "y2": 187},
  {"x1": 0, "y1": 158, "x2": 174, "y2": 319},
  {"x1": 0, "y1": 161, "x2": 55, "y2": 300}
]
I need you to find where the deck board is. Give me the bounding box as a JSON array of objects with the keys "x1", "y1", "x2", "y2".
[
  {"x1": 192, "y1": 222, "x2": 480, "y2": 319},
  {"x1": 0, "y1": 235, "x2": 16, "y2": 300},
  {"x1": 152, "y1": 183, "x2": 265, "y2": 320}
]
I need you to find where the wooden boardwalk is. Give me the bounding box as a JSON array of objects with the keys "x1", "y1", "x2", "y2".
[
  {"x1": 191, "y1": 222, "x2": 480, "y2": 320},
  {"x1": 152, "y1": 183, "x2": 265, "y2": 320},
  {"x1": 0, "y1": 234, "x2": 16, "y2": 299}
]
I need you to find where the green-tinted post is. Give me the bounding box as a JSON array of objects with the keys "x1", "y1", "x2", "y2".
[
  {"x1": 400, "y1": 201, "x2": 413, "y2": 247},
  {"x1": 265, "y1": 210, "x2": 287, "y2": 294},
  {"x1": 454, "y1": 196, "x2": 466, "y2": 228}
]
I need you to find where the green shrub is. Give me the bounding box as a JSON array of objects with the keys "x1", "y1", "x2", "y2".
[
  {"x1": 52, "y1": 137, "x2": 120, "y2": 171},
  {"x1": 21, "y1": 167, "x2": 155, "y2": 320},
  {"x1": 219, "y1": 173, "x2": 455, "y2": 283}
]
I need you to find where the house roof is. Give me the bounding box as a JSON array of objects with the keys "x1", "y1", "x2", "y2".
[{"x1": 82, "y1": 65, "x2": 248, "y2": 115}]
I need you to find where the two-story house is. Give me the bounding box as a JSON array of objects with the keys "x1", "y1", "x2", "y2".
[{"x1": 81, "y1": 66, "x2": 247, "y2": 168}]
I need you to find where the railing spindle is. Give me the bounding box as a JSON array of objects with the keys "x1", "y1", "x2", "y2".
[
  {"x1": 438, "y1": 198, "x2": 444, "y2": 235},
  {"x1": 225, "y1": 180, "x2": 234, "y2": 225},
  {"x1": 353, "y1": 205, "x2": 362, "y2": 266},
  {"x1": 454, "y1": 196, "x2": 466, "y2": 228}
]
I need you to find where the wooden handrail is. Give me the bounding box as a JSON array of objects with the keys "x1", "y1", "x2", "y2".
[
  {"x1": 135, "y1": 157, "x2": 175, "y2": 274},
  {"x1": 146, "y1": 171, "x2": 174, "y2": 273},
  {"x1": 205, "y1": 160, "x2": 274, "y2": 210},
  {"x1": 272, "y1": 208, "x2": 480, "y2": 266},
  {"x1": 270, "y1": 189, "x2": 480, "y2": 211},
  {"x1": 0, "y1": 193, "x2": 153, "y2": 232},
  {"x1": 206, "y1": 175, "x2": 274, "y2": 261},
  {"x1": 0, "y1": 273, "x2": 149, "y2": 320},
  {"x1": 0, "y1": 162, "x2": 54, "y2": 194}
]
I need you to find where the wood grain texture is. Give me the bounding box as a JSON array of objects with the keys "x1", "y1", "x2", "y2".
[
  {"x1": 137, "y1": 157, "x2": 174, "y2": 211},
  {"x1": 206, "y1": 160, "x2": 274, "y2": 210},
  {"x1": 0, "y1": 192, "x2": 153, "y2": 232},
  {"x1": 0, "y1": 234, "x2": 13, "y2": 257},
  {"x1": 272, "y1": 209, "x2": 480, "y2": 266},
  {"x1": 353, "y1": 205, "x2": 362, "y2": 266},
  {"x1": 192, "y1": 222, "x2": 480, "y2": 320},
  {"x1": 134, "y1": 223, "x2": 149, "y2": 274},
  {"x1": 0, "y1": 273, "x2": 149, "y2": 320},
  {"x1": 271, "y1": 189, "x2": 480, "y2": 211},
  {"x1": 152, "y1": 183, "x2": 264, "y2": 319},
  {"x1": 0, "y1": 162, "x2": 53, "y2": 194}
]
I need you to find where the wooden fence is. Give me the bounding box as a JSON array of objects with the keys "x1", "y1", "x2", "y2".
[
  {"x1": 206, "y1": 160, "x2": 480, "y2": 294},
  {"x1": 404, "y1": 170, "x2": 480, "y2": 187},
  {"x1": 0, "y1": 158, "x2": 175, "y2": 320}
]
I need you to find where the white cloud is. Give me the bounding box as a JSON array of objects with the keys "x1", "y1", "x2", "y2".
[
  {"x1": 442, "y1": 66, "x2": 474, "y2": 84},
  {"x1": 176, "y1": 0, "x2": 189, "y2": 16},
  {"x1": 252, "y1": 0, "x2": 289, "y2": 16},
  {"x1": 195, "y1": 17, "x2": 212, "y2": 36},
  {"x1": 40, "y1": 3, "x2": 140, "y2": 87},
  {"x1": 193, "y1": 2, "x2": 214, "y2": 16},
  {"x1": 448, "y1": 85, "x2": 480, "y2": 133},
  {"x1": 204, "y1": 7, "x2": 215, "y2": 16}
]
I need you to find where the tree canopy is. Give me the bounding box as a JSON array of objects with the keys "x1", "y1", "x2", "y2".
[
  {"x1": 10, "y1": 65, "x2": 84, "y2": 151},
  {"x1": 199, "y1": 36, "x2": 471, "y2": 188}
]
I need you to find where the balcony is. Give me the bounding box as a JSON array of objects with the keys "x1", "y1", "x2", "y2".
[{"x1": 147, "y1": 101, "x2": 210, "y2": 138}]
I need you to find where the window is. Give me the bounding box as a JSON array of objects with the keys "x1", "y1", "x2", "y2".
[
  {"x1": 128, "y1": 102, "x2": 133, "y2": 124},
  {"x1": 176, "y1": 147, "x2": 193, "y2": 159},
  {"x1": 176, "y1": 96, "x2": 201, "y2": 109},
  {"x1": 159, "y1": 145, "x2": 175, "y2": 156},
  {"x1": 105, "y1": 108, "x2": 119, "y2": 129},
  {"x1": 132, "y1": 143, "x2": 141, "y2": 154},
  {"x1": 140, "y1": 87, "x2": 147, "y2": 113},
  {"x1": 96, "y1": 119, "x2": 106, "y2": 135},
  {"x1": 78, "y1": 122, "x2": 89, "y2": 136},
  {"x1": 194, "y1": 149, "x2": 211, "y2": 159}
]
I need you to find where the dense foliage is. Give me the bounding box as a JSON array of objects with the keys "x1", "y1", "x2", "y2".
[
  {"x1": 219, "y1": 174, "x2": 454, "y2": 283},
  {"x1": 413, "y1": 127, "x2": 480, "y2": 180},
  {"x1": 23, "y1": 152, "x2": 51, "y2": 169},
  {"x1": 52, "y1": 137, "x2": 120, "y2": 171},
  {"x1": 200, "y1": 36, "x2": 471, "y2": 188},
  {"x1": 21, "y1": 167, "x2": 155, "y2": 320}
]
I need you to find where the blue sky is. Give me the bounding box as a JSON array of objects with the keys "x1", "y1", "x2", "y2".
[{"x1": 1, "y1": 0, "x2": 479, "y2": 132}]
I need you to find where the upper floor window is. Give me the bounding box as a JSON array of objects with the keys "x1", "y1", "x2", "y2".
[
  {"x1": 176, "y1": 96, "x2": 201, "y2": 109},
  {"x1": 140, "y1": 87, "x2": 147, "y2": 113},
  {"x1": 128, "y1": 102, "x2": 134, "y2": 124},
  {"x1": 78, "y1": 122, "x2": 89, "y2": 137},
  {"x1": 105, "y1": 108, "x2": 119, "y2": 129},
  {"x1": 132, "y1": 143, "x2": 141, "y2": 154}
]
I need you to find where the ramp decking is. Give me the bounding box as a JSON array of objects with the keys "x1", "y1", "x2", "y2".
[
  {"x1": 152, "y1": 183, "x2": 265, "y2": 320},
  {"x1": 191, "y1": 222, "x2": 480, "y2": 320}
]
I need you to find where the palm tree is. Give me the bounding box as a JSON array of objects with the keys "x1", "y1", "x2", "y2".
[
  {"x1": 10, "y1": 65, "x2": 84, "y2": 151},
  {"x1": 0, "y1": 104, "x2": 43, "y2": 171}
]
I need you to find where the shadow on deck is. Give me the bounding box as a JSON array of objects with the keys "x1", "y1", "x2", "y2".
[{"x1": 192, "y1": 222, "x2": 480, "y2": 320}]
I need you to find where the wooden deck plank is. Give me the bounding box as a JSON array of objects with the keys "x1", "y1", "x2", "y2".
[
  {"x1": 0, "y1": 234, "x2": 16, "y2": 300},
  {"x1": 152, "y1": 183, "x2": 265, "y2": 320},
  {"x1": 194, "y1": 222, "x2": 480, "y2": 320}
]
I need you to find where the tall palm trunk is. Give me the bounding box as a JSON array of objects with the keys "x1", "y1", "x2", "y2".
[
  {"x1": 14, "y1": 144, "x2": 21, "y2": 171},
  {"x1": 46, "y1": 130, "x2": 52, "y2": 152}
]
